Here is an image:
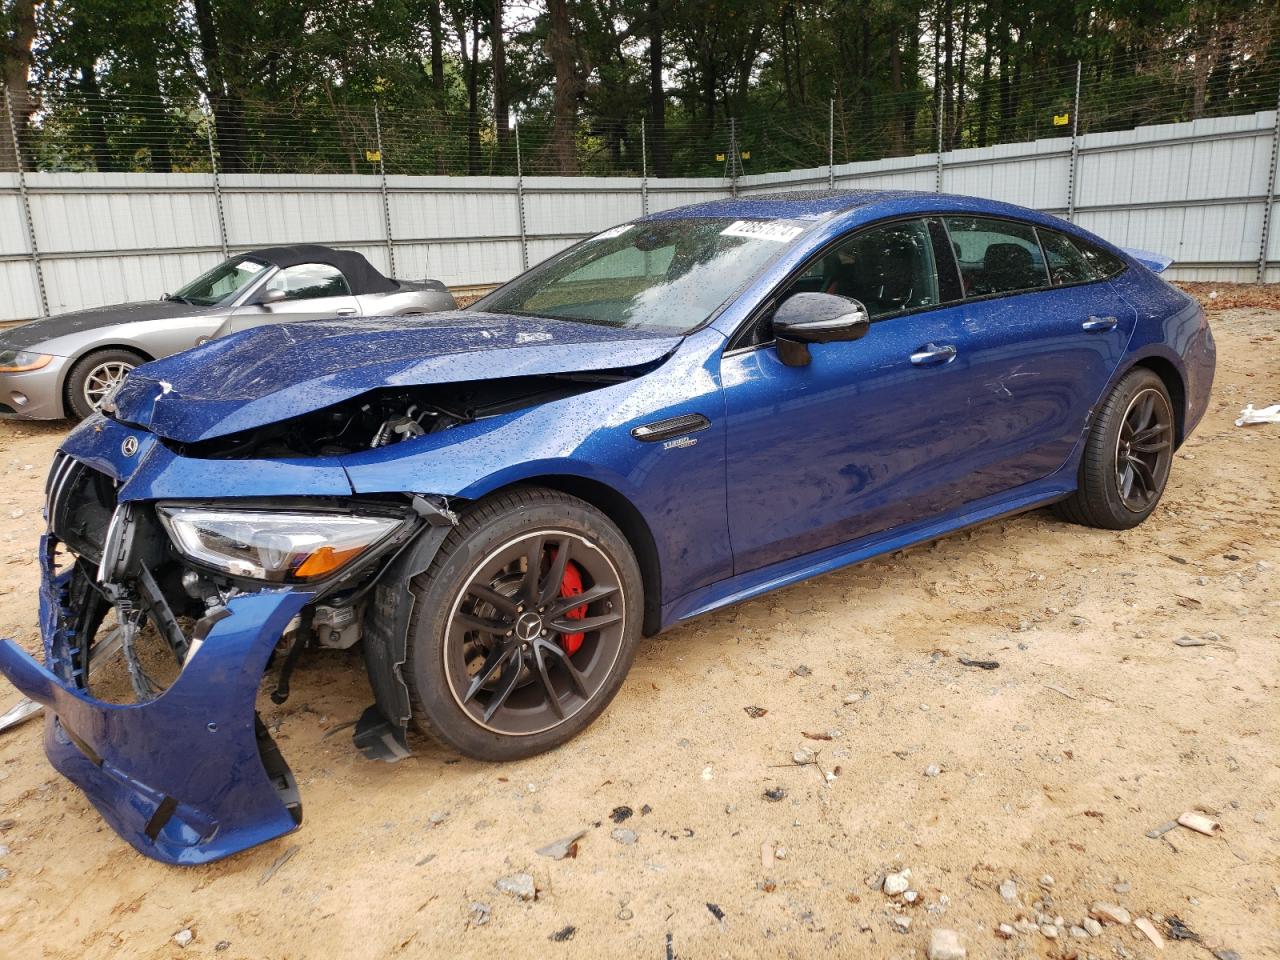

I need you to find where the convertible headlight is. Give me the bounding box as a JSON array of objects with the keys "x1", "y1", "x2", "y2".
[
  {"x1": 0, "y1": 350, "x2": 53, "y2": 373},
  {"x1": 156, "y1": 507, "x2": 400, "y2": 582}
]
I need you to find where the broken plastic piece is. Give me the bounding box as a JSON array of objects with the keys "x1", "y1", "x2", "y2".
[{"x1": 1235, "y1": 403, "x2": 1280, "y2": 426}]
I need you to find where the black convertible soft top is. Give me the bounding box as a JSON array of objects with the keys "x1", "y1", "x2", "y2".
[{"x1": 243, "y1": 244, "x2": 399, "y2": 295}]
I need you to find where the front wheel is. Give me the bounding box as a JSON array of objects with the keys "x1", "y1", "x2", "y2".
[
  {"x1": 64, "y1": 348, "x2": 144, "y2": 420},
  {"x1": 1054, "y1": 367, "x2": 1175, "y2": 529},
  {"x1": 404, "y1": 487, "x2": 643, "y2": 760}
]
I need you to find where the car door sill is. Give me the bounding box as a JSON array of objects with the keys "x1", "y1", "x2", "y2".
[{"x1": 661, "y1": 474, "x2": 1076, "y2": 627}]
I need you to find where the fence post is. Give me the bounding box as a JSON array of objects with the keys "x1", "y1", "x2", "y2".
[
  {"x1": 204, "y1": 108, "x2": 229, "y2": 259},
  {"x1": 373, "y1": 100, "x2": 396, "y2": 277},
  {"x1": 640, "y1": 118, "x2": 650, "y2": 216},
  {"x1": 828, "y1": 99, "x2": 835, "y2": 189},
  {"x1": 4, "y1": 84, "x2": 48, "y2": 317},
  {"x1": 1257, "y1": 79, "x2": 1280, "y2": 283},
  {"x1": 514, "y1": 120, "x2": 529, "y2": 270},
  {"x1": 1066, "y1": 60, "x2": 1083, "y2": 222}
]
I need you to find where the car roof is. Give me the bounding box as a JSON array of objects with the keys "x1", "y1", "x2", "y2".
[
  {"x1": 645, "y1": 188, "x2": 1089, "y2": 233},
  {"x1": 647, "y1": 189, "x2": 921, "y2": 221},
  {"x1": 241, "y1": 244, "x2": 399, "y2": 295}
]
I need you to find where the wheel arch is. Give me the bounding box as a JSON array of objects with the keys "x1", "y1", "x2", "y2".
[
  {"x1": 59, "y1": 343, "x2": 155, "y2": 416},
  {"x1": 1127, "y1": 354, "x2": 1187, "y2": 445},
  {"x1": 482, "y1": 474, "x2": 664, "y2": 637}
]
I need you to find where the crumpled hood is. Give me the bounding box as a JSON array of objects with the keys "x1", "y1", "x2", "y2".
[
  {"x1": 0, "y1": 301, "x2": 213, "y2": 351},
  {"x1": 110, "y1": 311, "x2": 682, "y2": 442}
]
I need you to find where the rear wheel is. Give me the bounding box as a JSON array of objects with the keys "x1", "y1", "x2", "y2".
[
  {"x1": 65, "y1": 348, "x2": 144, "y2": 420},
  {"x1": 1054, "y1": 367, "x2": 1175, "y2": 529},
  {"x1": 404, "y1": 487, "x2": 642, "y2": 760}
]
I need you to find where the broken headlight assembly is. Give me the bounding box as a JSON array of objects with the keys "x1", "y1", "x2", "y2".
[{"x1": 156, "y1": 507, "x2": 400, "y2": 583}]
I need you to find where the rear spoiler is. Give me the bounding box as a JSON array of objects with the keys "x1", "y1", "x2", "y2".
[{"x1": 1121, "y1": 247, "x2": 1173, "y2": 274}]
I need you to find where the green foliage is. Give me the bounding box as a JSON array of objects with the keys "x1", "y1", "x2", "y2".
[{"x1": 8, "y1": 0, "x2": 1280, "y2": 175}]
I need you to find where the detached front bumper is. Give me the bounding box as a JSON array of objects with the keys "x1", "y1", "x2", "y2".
[{"x1": 0, "y1": 541, "x2": 314, "y2": 865}]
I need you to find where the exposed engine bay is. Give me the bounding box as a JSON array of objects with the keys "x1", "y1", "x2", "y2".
[{"x1": 167, "y1": 372, "x2": 635, "y2": 459}]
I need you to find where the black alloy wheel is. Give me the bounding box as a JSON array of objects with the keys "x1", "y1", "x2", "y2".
[
  {"x1": 404, "y1": 487, "x2": 642, "y2": 760},
  {"x1": 1054, "y1": 366, "x2": 1177, "y2": 530},
  {"x1": 444, "y1": 529, "x2": 625, "y2": 735}
]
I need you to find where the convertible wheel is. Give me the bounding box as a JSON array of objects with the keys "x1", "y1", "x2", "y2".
[
  {"x1": 1054, "y1": 367, "x2": 1175, "y2": 530},
  {"x1": 65, "y1": 348, "x2": 144, "y2": 420},
  {"x1": 404, "y1": 487, "x2": 643, "y2": 760}
]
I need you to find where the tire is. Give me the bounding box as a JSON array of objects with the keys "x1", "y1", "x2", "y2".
[
  {"x1": 1054, "y1": 367, "x2": 1176, "y2": 530},
  {"x1": 404, "y1": 486, "x2": 643, "y2": 760},
  {"x1": 64, "y1": 348, "x2": 145, "y2": 420}
]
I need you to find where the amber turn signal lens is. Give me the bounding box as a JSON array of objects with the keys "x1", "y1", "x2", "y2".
[{"x1": 294, "y1": 544, "x2": 367, "y2": 579}]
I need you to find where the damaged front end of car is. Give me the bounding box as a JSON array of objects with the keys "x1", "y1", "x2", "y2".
[
  {"x1": 0, "y1": 312, "x2": 680, "y2": 864},
  {"x1": 0, "y1": 419, "x2": 456, "y2": 864}
]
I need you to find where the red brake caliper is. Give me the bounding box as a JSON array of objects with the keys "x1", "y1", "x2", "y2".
[{"x1": 550, "y1": 549, "x2": 588, "y2": 655}]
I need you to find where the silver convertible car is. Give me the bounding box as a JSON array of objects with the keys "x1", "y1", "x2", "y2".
[{"x1": 0, "y1": 244, "x2": 455, "y2": 421}]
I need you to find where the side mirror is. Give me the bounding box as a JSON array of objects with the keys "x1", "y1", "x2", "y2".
[
  {"x1": 257, "y1": 287, "x2": 287, "y2": 307},
  {"x1": 772, "y1": 292, "x2": 870, "y2": 366}
]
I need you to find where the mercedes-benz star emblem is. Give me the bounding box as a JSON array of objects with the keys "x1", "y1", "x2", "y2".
[{"x1": 121, "y1": 436, "x2": 139, "y2": 457}]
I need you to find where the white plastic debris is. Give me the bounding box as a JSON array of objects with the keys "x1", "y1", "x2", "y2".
[{"x1": 1235, "y1": 403, "x2": 1280, "y2": 426}]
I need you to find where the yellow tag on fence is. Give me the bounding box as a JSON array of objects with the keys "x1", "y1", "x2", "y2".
[
  {"x1": 740, "y1": 150, "x2": 750, "y2": 160},
  {"x1": 365, "y1": 149, "x2": 382, "y2": 162},
  {"x1": 715, "y1": 152, "x2": 726, "y2": 162},
  {"x1": 1053, "y1": 113, "x2": 1069, "y2": 127}
]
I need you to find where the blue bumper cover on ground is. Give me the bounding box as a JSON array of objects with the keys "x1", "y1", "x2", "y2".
[{"x1": 0, "y1": 546, "x2": 314, "y2": 865}]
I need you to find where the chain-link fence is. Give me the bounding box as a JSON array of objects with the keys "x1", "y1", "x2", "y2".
[
  {"x1": 2, "y1": 48, "x2": 1280, "y2": 321},
  {"x1": 4, "y1": 50, "x2": 1279, "y2": 179}
]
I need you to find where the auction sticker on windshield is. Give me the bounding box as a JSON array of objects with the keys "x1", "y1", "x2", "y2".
[{"x1": 721, "y1": 220, "x2": 805, "y2": 243}]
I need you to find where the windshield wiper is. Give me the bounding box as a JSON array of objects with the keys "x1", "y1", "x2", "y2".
[{"x1": 164, "y1": 293, "x2": 192, "y2": 304}]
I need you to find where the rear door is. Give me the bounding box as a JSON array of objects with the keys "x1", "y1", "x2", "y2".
[{"x1": 940, "y1": 216, "x2": 1138, "y2": 490}]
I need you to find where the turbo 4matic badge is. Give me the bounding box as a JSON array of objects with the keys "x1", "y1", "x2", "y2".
[{"x1": 721, "y1": 220, "x2": 804, "y2": 243}]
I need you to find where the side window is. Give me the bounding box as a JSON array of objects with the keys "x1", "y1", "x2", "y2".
[
  {"x1": 944, "y1": 216, "x2": 1050, "y2": 296},
  {"x1": 1073, "y1": 237, "x2": 1126, "y2": 280},
  {"x1": 265, "y1": 263, "x2": 351, "y2": 301},
  {"x1": 790, "y1": 218, "x2": 940, "y2": 322},
  {"x1": 1038, "y1": 228, "x2": 1097, "y2": 285}
]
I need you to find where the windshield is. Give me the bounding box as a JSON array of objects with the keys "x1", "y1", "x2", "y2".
[
  {"x1": 476, "y1": 217, "x2": 811, "y2": 333},
  {"x1": 172, "y1": 257, "x2": 271, "y2": 306}
]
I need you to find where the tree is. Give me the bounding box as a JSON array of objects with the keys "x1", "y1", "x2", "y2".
[{"x1": 1, "y1": 0, "x2": 38, "y2": 170}]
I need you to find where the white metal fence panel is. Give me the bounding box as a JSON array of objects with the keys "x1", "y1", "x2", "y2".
[{"x1": 2, "y1": 108, "x2": 1279, "y2": 321}]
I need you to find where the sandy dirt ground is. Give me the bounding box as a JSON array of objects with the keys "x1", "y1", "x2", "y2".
[{"x1": 0, "y1": 297, "x2": 1277, "y2": 960}]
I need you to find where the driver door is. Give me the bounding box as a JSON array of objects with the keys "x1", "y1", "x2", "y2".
[
  {"x1": 230, "y1": 262, "x2": 361, "y2": 330},
  {"x1": 721, "y1": 217, "x2": 990, "y2": 575}
]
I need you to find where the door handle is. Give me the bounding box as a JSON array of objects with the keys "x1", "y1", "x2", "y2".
[
  {"x1": 1082, "y1": 315, "x2": 1118, "y2": 332},
  {"x1": 909, "y1": 343, "x2": 957, "y2": 366},
  {"x1": 335, "y1": 307, "x2": 357, "y2": 316}
]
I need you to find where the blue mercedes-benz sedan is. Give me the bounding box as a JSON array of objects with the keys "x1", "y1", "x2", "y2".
[{"x1": 0, "y1": 190, "x2": 1215, "y2": 863}]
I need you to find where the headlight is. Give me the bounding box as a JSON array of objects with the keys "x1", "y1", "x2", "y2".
[
  {"x1": 157, "y1": 507, "x2": 400, "y2": 582},
  {"x1": 0, "y1": 350, "x2": 53, "y2": 373}
]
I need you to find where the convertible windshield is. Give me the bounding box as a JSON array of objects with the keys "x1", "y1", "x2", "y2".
[
  {"x1": 172, "y1": 257, "x2": 271, "y2": 306},
  {"x1": 477, "y1": 217, "x2": 811, "y2": 333}
]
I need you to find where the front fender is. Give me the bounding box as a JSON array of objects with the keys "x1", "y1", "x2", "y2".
[{"x1": 341, "y1": 329, "x2": 733, "y2": 604}]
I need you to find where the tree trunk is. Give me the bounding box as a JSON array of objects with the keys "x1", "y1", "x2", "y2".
[
  {"x1": 193, "y1": 0, "x2": 248, "y2": 172},
  {"x1": 954, "y1": 0, "x2": 970, "y2": 147},
  {"x1": 467, "y1": 11, "x2": 480, "y2": 173},
  {"x1": 889, "y1": 26, "x2": 904, "y2": 155},
  {"x1": 647, "y1": 0, "x2": 666, "y2": 176},
  {"x1": 0, "y1": 0, "x2": 38, "y2": 171},
  {"x1": 977, "y1": 18, "x2": 992, "y2": 146},
  {"x1": 546, "y1": 0, "x2": 578, "y2": 174},
  {"x1": 942, "y1": 0, "x2": 954, "y2": 147},
  {"x1": 428, "y1": 0, "x2": 445, "y2": 94},
  {"x1": 79, "y1": 64, "x2": 115, "y2": 171},
  {"x1": 492, "y1": 0, "x2": 509, "y2": 154}
]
